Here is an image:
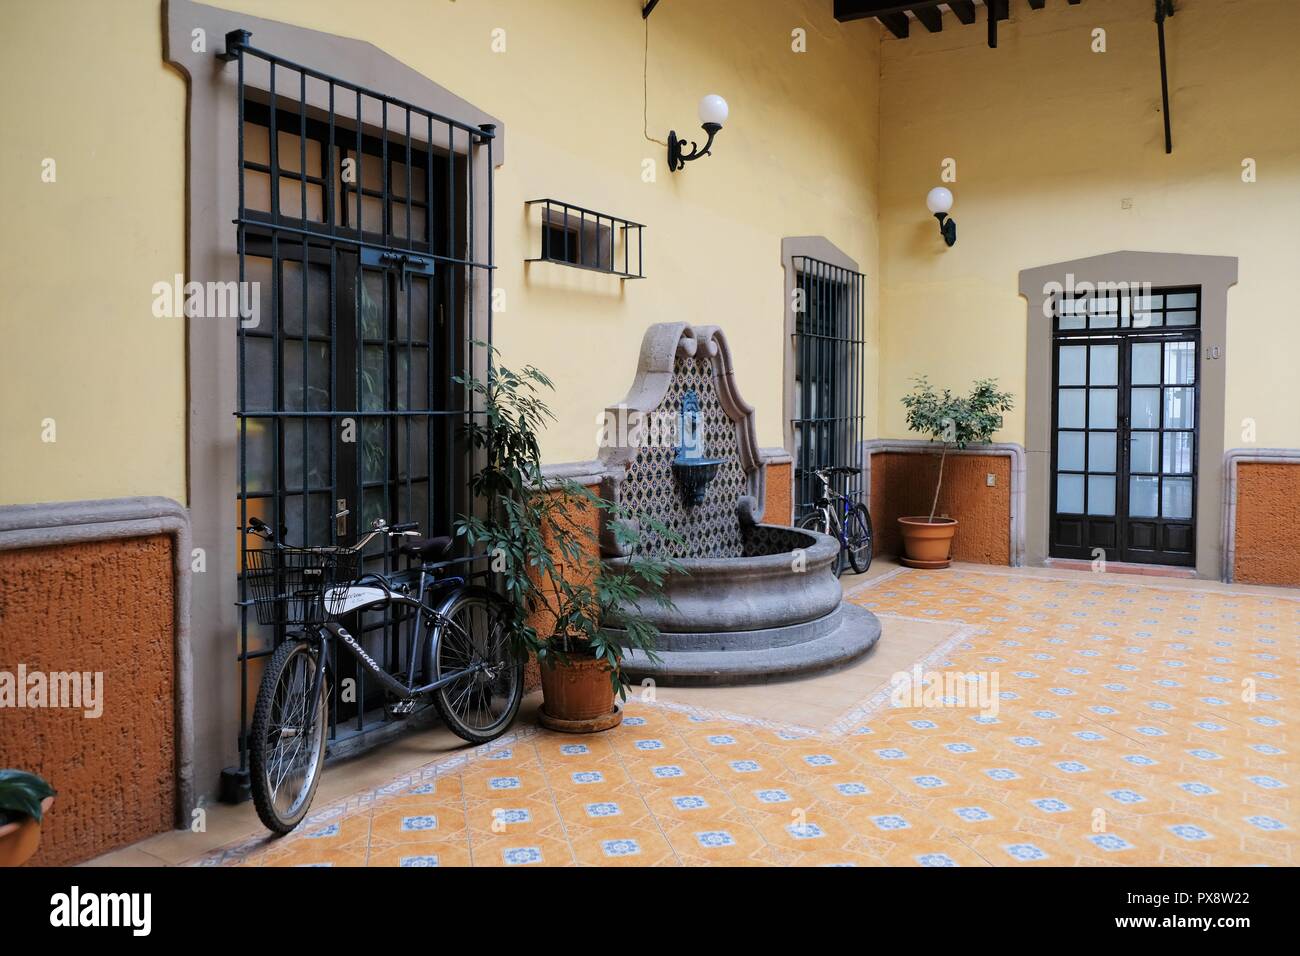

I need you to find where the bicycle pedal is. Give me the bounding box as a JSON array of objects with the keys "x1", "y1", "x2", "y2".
[{"x1": 388, "y1": 697, "x2": 418, "y2": 719}]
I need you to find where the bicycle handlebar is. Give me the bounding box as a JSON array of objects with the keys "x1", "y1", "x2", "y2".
[
  {"x1": 242, "y1": 517, "x2": 422, "y2": 549},
  {"x1": 245, "y1": 516, "x2": 276, "y2": 542},
  {"x1": 795, "y1": 465, "x2": 860, "y2": 478}
]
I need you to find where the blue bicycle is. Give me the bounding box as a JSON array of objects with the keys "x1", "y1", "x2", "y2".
[{"x1": 797, "y1": 466, "x2": 873, "y2": 577}]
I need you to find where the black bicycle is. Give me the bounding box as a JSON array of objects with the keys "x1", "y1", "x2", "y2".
[
  {"x1": 242, "y1": 514, "x2": 523, "y2": 834},
  {"x1": 797, "y1": 465, "x2": 873, "y2": 577}
]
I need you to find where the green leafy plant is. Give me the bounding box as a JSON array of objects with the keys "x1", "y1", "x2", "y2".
[
  {"x1": 0, "y1": 770, "x2": 55, "y2": 827},
  {"x1": 901, "y1": 376, "x2": 1015, "y2": 522},
  {"x1": 455, "y1": 348, "x2": 683, "y2": 696}
]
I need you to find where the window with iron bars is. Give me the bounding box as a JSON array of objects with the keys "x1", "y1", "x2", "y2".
[
  {"x1": 229, "y1": 37, "x2": 496, "y2": 770},
  {"x1": 791, "y1": 255, "x2": 867, "y2": 518}
]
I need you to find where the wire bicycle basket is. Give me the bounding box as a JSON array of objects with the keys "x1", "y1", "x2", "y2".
[{"x1": 244, "y1": 544, "x2": 363, "y2": 626}]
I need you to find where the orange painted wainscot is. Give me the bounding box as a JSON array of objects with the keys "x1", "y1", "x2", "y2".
[
  {"x1": 863, "y1": 440, "x2": 1025, "y2": 567},
  {"x1": 1224, "y1": 449, "x2": 1300, "y2": 587},
  {"x1": 0, "y1": 497, "x2": 194, "y2": 865}
]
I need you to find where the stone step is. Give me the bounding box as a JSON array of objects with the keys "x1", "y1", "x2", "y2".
[{"x1": 615, "y1": 603, "x2": 882, "y2": 687}]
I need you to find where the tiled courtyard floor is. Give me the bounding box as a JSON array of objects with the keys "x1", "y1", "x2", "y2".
[{"x1": 116, "y1": 565, "x2": 1298, "y2": 867}]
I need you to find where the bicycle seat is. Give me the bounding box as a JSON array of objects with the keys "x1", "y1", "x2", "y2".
[{"x1": 400, "y1": 535, "x2": 453, "y2": 562}]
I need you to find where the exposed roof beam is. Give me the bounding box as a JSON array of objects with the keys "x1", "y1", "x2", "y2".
[
  {"x1": 879, "y1": 11, "x2": 910, "y2": 38},
  {"x1": 834, "y1": 1, "x2": 1075, "y2": 38},
  {"x1": 950, "y1": 2, "x2": 977, "y2": 25},
  {"x1": 833, "y1": 0, "x2": 936, "y2": 21},
  {"x1": 913, "y1": 5, "x2": 944, "y2": 32}
]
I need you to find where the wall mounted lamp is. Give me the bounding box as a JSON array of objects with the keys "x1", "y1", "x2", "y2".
[
  {"x1": 668, "y1": 94, "x2": 728, "y2": 172},
  {"x1": 927, "y1": 187, "x2": 956, "y2": 247}
]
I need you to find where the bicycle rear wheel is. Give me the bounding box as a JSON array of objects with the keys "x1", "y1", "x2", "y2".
[
  {"x1": 844, "y1": 503, "x2": 874, "y2": 574},
  {"x1": 429, "y1": 586, "x2": 523, "y2": 744},
  {"x1": 249, "y1": 637, "x2": 328, "y2": 835}
]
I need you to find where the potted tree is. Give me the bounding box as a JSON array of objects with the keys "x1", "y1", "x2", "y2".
[
  {"x1": 457, "y1": 352, "x2": 681, "y2": 733},
  {"x1": 898, "y1": 377, "x2": 1014, "y2": 568},
  {"x1": 0, "y1": 770, "x2": 55, "y2": 868}
]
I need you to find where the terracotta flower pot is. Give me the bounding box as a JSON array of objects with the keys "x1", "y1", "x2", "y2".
[
  {"x1": 897, "y1": 516, "x2": 958, "y2": 569},
  {"x1": 0, "y1": 796, "x2": 54, "y2": 868},
  {"x1": 538, "y1": 654, "x2": 622, "y2": 733}
]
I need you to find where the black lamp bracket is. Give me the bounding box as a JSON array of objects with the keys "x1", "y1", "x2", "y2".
[
  {"x1": 668, "y1": 123, "x2": 721, "y2": 172},
  {"x1": 935, "y1": 212, "x2": 957, "y2": 247}
]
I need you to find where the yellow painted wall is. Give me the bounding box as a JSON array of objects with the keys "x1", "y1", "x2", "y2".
[
  {"x1": 877, "y1": 0, "x2": 1300, "y2": 449},
  {"x1": 1, "y1": 0, "x2": 882, "y2": 505},
  {"x1": 1, "y1": 2, "x2": 188, "y2": 505}
]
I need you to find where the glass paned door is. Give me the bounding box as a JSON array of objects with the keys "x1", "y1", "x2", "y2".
[
  {"x1": 1121, "y1": 336, "x2": 1197, "y2": 564},
  {"x1": 1050, "y1": 288, "x2": 1199, "y2": 567},
  {"x1": 1052, "y1": 341, "x2": 1121, "y2": 556}
]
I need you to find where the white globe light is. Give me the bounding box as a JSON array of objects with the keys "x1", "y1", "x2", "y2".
[
  {"x1": 698, "y1": 94, "x2": 729, "y2": 127},
  {"x1": 926, "y1": 186, "x2": 954, "y2": 215}
]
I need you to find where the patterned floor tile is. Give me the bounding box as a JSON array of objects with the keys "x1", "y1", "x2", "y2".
[
  {"x1": 569, "y1": 826, "x2": 679, "y2": 867},
  {"x1": 366, "y1": 840, "x2": 472, "y2": 867},
  {"x1": 468, "y1": 833, "x2": 577, "y2": 867},
  {"x1": 197, "y1": 568, "x2": 1297, "y2": 867}
]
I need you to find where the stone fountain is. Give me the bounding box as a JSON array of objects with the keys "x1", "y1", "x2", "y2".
[{"x1": 594, "y1": 322, "x2": 881, "y2": 685}]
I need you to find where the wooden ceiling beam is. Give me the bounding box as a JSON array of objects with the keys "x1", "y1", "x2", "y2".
[
  {"x1": 879, "y1": 11, "x2": 910, "y2": 38},
  {"x1": 835, "y1": 1, "x2": 1073, "y2": 41},
  {"x1": 834, "y1": 0, "x2": 937, "y2": 21},
  {"x1": 912, "y1": 5, "x2": 944, "y2": 32},
  {"x1": 949, "y1": 2, "x2": 977, "y2": 24}
]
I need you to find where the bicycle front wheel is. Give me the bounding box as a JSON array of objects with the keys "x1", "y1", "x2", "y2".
[
  {"x1": 796, "y1": 510, "x2": 825, "y2": 534},
  {"x1": 844, "y1": 503, "x2": 874, "y2": 574},
  {"x1": 249, "y1": 637, "x2": 328, "y2": 835},
  {"x1": 798, "y1": 510, "x2": 845, "y2": 578},
  {"x1": 429, "y1": 586, "x2": 523, "y2": 744}
]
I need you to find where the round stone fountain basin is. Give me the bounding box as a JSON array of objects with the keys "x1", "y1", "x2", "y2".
[{"x1": 607, "y1": 524, "x2": 881, "y2": 686}]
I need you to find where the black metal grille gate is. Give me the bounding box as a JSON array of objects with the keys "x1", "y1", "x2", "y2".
[
  {"x1": 791, "y1": 255, "x2": 867, "y2": 518},
  {"x1": 223, "y1": 30, "x2": 495, "y2": 784}
]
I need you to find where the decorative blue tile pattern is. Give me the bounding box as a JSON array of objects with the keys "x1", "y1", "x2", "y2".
[
  {"x1": 503, "y1": 847, "x2": 543, "y2": 865},
  {"x1": 695, "y1": 831, "x2": 735, "y2": 848}
]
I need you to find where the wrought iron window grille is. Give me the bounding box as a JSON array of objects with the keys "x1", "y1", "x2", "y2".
[
  {"x1": 218, "y1": 28, "x2": 497, "y2": 795},
  {"x1": 524, "y1": 198, "x2": 645, "y2": 279},
  {"x1": 791, "y1": 255, "x2": 867, "y2": 519}
]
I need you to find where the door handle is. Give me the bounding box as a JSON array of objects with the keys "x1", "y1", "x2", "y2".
[{"x1": 336, "y1": 499, "x2": 348, "y2": 539}]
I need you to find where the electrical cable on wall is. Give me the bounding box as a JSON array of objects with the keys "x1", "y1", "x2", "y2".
[{"x1": 644, "y1": 16, "x2": 668, "y2": 147}]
